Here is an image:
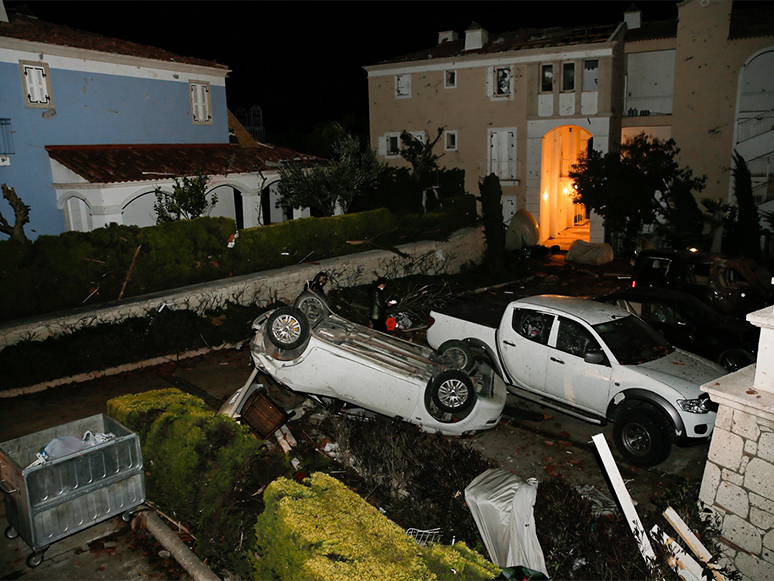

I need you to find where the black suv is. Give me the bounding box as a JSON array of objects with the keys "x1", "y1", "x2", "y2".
[{"x1": 631, "y1": 249, "x2": 773, "y2": 318}]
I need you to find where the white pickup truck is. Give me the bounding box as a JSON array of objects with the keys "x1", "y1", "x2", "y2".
[{"x1": 426, "y1": 295, "x2": 727, "y2": 466}]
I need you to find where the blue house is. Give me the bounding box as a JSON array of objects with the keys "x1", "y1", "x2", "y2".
[{"x1": 0, "y1": 4, "x2": 311, "y2": 239}]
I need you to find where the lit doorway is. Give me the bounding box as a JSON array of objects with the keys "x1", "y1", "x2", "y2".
[{"x1": 539, "y1": 125, "x2": 592, "y2": 241}]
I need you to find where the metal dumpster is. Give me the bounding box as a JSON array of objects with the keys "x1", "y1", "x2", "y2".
[{"x1": 0, "y1": 414, "x2": 145, "y2": 568}]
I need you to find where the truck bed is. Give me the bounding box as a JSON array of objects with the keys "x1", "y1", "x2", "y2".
[{"x1": 434, "y1": 301, "x2": 508, "y2": 329}]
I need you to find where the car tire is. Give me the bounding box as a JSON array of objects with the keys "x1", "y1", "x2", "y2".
[
  {"x1": 429, "y1": 370, "x2": 476, "y2": 414},
  {"x1": 613, "y1": 406, "x2": 672, "y2": 467},
  {"x1": 436, "y1": 340, "x2": 475, "y2": 372},
  {"x1": 266, "y1": 307, "x2": 310, "y2": 350},
  {"x1": 293, "y1": 291, "x2": 330, "y2": 327},
  {"x1": 718, "y1": 348, "x2": 754, "y2": 372}
]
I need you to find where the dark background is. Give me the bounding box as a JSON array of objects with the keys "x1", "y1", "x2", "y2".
[{"x1": 6, "y1": 1, "x2": 688, "y2": 141}]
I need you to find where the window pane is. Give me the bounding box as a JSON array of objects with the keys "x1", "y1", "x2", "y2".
[
  {"x1": 445, "y1": 70, "x2": 456, "y2": 87},
  {"x1": 562, "y1": 62, "x2": 575, "y2": 91},
  {"x1": 541, "y1": 65, "x2": 553, "y2": 92},
  {"x1": 583, "y1": 60, "x2": 599, "y2": 91},
  {"x1": 496, "y1": 67, "x2": 511, "y2": 95}
]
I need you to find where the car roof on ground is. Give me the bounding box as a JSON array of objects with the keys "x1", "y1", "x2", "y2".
[{"x1": 514, "y1": 295, "x2": 631, "y2": 326}]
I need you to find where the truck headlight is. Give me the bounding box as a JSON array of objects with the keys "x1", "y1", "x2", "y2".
[{"x1": 677, "y1": 398, "x2": 711, "y2": 414}]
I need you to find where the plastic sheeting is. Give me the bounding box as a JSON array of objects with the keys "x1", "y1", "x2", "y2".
[
  {"x1": 565, "y1": 239, "x2": 614, "y2": 266},
  {"x1": 506, "y1": 209, "x2": 540, "y2": 251},
  {"x1": 464, "y1": 468, "x2": 547, "y2": 574}
]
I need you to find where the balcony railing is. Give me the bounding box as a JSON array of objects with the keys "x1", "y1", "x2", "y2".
[
  {"x1": 624, "y1": 95, "x2": 673, "y2": 117},
  {"x1": 736, "y1": 114, "x2": 774, "y2": 143},
  {"x1": 739, "y1": 91, "x2": 774, "y2": 113},
  {"x1": 0, "y1": 119, "x2": 14, "y2": 156}
]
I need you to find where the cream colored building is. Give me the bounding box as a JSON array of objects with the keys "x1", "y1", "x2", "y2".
[{"x1": 365, "y1": 1, "x2": 774, "y2": 247}]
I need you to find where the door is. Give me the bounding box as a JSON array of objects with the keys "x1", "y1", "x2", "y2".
[
  {"x1": 499, "y1": 307, "x2": 554, "y2": 391},
  {"x1": 543, "y1": 316, "x2": 612, "y2": 413}
]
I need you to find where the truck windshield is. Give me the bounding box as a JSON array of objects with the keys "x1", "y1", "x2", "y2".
[{"x1": 593, "y1": 315, "x2": 674, "y2": 365}]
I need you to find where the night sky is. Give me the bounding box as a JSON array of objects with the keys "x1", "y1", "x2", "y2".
[{"x1": 8, "y1": 1, "x2": 685, "y2": 139}]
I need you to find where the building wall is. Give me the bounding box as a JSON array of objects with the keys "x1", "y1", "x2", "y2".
[
  {"x1": 672, "y1": 0, "x2": 774, "y2": 204},
  {"x1": 0, "y1": 44, "x2": 228, "y2": 237}
]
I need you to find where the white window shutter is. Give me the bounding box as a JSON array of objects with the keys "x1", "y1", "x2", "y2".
[{"x1": 377, "y1": 136, "x2": 387, "y2": 156}]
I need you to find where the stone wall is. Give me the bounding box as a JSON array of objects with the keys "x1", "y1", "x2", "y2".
[
  {"x1": 700, "y1": 304, "x2": 774, "y2": 581},
  {"x1": 0, "y1": 226, "x2": 484, "y2": 352}
]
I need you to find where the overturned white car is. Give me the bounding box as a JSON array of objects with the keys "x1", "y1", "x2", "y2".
[{"x1": 247, "y1": 292, "x2": 507, "y2": 436}]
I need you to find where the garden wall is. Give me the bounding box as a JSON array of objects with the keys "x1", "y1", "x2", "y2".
[
  {"x1": 700, "y1": 306, "x2": 774, "y2": 581},
  {"x1": 0, "y1": 226, "x2": 484, "y2": 352}
]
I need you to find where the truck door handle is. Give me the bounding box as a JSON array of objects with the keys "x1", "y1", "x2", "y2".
[
  {"x1": 550, "y1": 357, "x2": 564, "y2": 364},
  {"x1": 503, "y1": 341, "x2": 515, "y2": 347}
]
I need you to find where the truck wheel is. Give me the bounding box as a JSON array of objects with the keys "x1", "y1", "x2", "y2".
[
  {"x1": 718, "y1": 348, "x2": 754, "y2": 372},
  {"x1": 266, "y1": 307, "x2": 310, "y2": 350},
  {"x1": 436, "y1": 340, "x2": 475, "y2": 372},
  {"x1": 429, "y1": 370, "x2": 476, "y2": 414},
  {"x1": 293, "y1": 291, "x2": 329, "y2": 327},
  {"x1": 613, "y1": 406, "x2": 672, "y2": 467}
]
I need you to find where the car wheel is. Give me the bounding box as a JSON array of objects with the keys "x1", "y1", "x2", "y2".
[
  {"x1": 436, "y1": 340, "x2": 475, "y2": 372},
  {"x1": 429, "y1": 370, "x2": 476, "y2": 414},
  {"x1": 718, "y1": 348, "x2": 754, "y2": 372},
  {"x1": 293, "y1": 291, "x2": 329, "y2": 327},
  {"x1": 613, "y1": 406, "x2": 672, "y2": 467},
  {"x1": 266, "y1": 307, "x2": 310, "y2": 350}
]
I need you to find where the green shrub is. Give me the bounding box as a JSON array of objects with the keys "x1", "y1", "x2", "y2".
[
  {"x1": 253, "y1": 472, "x2": 499, "y2": 581},
  {"x1": 0, "y1": 204, "x2": 475, "y2": 324},
  {"x1": 108, "y1": 389, "x2": 264, "y2": 576}
]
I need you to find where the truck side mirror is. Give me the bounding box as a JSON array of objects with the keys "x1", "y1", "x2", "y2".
[{"x1": 584, "y1": 350, "x2": 605, "y2": 365}]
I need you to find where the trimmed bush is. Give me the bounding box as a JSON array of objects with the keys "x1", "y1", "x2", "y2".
[
  {"x1": 0, "y1": 203, "x2": 475, "y2": 323},
  {"x1": 107, "y1": 388, "x2": 264, "y2": 575},
  {"x1": 253, "y1": 472, "x2": 499, "y2": 581}
]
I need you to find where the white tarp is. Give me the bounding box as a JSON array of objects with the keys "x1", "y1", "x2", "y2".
[
  {"x1": 464, "y1": 468, "x2": 547, "y2": 574},
  {"x1": 565, "y1": 239, "x2": 614, "y2": 266}
]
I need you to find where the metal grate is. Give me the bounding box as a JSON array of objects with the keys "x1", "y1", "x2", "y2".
[
  {"x1": 0, "y1": 119, "x2": 14, "y2": 155},
  {"x1": 406, "y1": 527, "x2": 442, "y2": 547}
]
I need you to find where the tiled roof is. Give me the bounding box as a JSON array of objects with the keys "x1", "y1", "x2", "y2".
[
  {"x1": 45, "y1": 143, "x2": 320, "y2": 184},
  {"x1": 377, "y1": 22, "x2": 620, "y2": 66},
  {"x1": 0, "y1": 8, "x2": 228, "y2": 70}
]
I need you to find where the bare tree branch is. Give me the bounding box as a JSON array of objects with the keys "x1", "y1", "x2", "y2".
[{"x1": 0, "y1": 184, "x2": 31, "y2": 246}]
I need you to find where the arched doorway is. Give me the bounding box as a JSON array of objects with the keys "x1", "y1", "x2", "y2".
[{"x1": 539, "y1": 125, "x2": 592, "y2": 241}]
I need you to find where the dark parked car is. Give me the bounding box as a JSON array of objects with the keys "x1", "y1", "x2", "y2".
[
  {"x1": 631, "y1": 249, "x2": 773, "y2": 318},
  {"x1": 594, "y1": 287, "x2": 759, "y2": 371}
]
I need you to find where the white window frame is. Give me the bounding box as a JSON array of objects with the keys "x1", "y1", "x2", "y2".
[
  {"x1": 19, "y1": 60, "x2": 54, "y2": 109},
  {"x1": 540, "y1": 64, "x2": 554, "y2": 93},
  {"x1": 189, "y1": 80, "x2": 213, "y2": 124},
  {"x1": 562, "y1": 62, "x2": 576, "y2": 92},
  {"x1": 583, "y1": 59, "x2": 599, "y2": 92},
  {"x1": 444, "y1": 130, "x2": 458, "y2": 151},
  {"x1": 409, "y1": 131, "x2": 426, "y2": 144},
  {"x1": 377, "y1": 132, "x2": 402, "y2": 158},
  {"x1": 493, "y1": 66, "x2": 513, "y2": 98},
  {"x1": 395, "y1": 74, "x2": 411, "y2": 98},
  {"x1": 444, "y1": 70, "x2": 457, "y2": 88},
  {"x1": 488, "y1": 128, "x2": 518, "y2": 183}
]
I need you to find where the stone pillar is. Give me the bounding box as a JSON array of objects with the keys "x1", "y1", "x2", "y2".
[{"x1": 700, "y1": 305, "x2": 774, "y2": 581}]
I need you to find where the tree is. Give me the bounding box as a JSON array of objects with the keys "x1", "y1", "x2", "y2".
[
  {"x1": 731, "y1": 151, "x2": 761, "y2": 261},
  {"x1": 400, "y1": 128, "x2": 444, "y2": 186},
  {"x1": 153, "y1": 172, "x2": 216, "y2": 224},
  {"x1": 0, "y1": 184, "x2": 31, "y2": 247},
  {"x1": 478, "y1": 173, "x2": 506, "y2": 272},
  {"x1": 569, "y1": 134, "x2": 706, "y2": 257},
  {"x1": 277, "y1": 134, "x2": 382, "y2": 216}
]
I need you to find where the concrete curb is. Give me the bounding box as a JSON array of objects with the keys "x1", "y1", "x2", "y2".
[{"x1": 140, "y1": 510, "x2": 221, "y2": 581}]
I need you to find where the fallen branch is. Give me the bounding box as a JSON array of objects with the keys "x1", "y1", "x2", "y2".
[{"x1": 118, "y1": 245, "x2": 142, "y2": 300}]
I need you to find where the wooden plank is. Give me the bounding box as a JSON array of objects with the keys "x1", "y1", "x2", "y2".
[
  {"x1": 652, "y1": 524, "x2": 703, "y2": 581},
  {"x1": 664, "y1": 506, "x2": 727, "y2": 581},
  {"x1": 591, "y1": 433, "x2": 657, "y2": 567}
]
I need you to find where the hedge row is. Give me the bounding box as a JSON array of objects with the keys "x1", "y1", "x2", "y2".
[
  {"x1": 107, "y1": 388, "x2": 265, "y2": 577},
  {"x1": 0, "y1": 198, "x2": 476, "y2": 323}
]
